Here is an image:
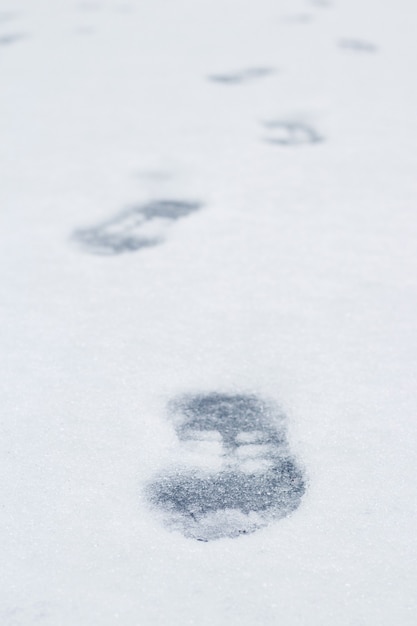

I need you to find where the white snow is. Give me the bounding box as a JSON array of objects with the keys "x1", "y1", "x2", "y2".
[{"x1": 1, "y1": 0, "x2": 417, "y2": 624}]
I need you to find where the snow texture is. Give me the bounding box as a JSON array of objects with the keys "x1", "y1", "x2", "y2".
[{"x1": 1, "y1": 0, "x2": 417, "y2": 624}]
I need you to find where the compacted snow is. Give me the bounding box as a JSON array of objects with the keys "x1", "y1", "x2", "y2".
[{"x1": 1, "y1": 0, "x2": 417, "y2": 624}]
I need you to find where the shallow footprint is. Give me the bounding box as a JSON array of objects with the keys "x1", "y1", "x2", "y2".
[
  {"x1": 146, "y1": 393, "x2": 305, "y2": 542},
  {"x1": 263, "y1": 120, "x2": 323, "y2": 146},
  {"x1": 208, "y1": 67, "x2": 276, "y2": 85},
  {"x1": 72, "y1": 199, "x2": 202, "y2": 255},
  {"x1": 0, "y1": 33, "x2": 26, "y2": 46},
  {"x1": 338, "y1": 38, "x2": 378, "y2": 53}
]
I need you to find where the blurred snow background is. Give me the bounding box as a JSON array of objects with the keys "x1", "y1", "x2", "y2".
[{"x1": 1, "y1": 0, "x2": 416, "y2": 624}]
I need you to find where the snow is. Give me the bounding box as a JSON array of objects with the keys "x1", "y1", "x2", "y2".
[{"x1": 1, "y1": 0, "x2": 417, "y2": 624}]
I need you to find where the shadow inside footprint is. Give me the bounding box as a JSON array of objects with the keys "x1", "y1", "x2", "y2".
[
  {"x1": 208, "y1": 67, "x2": 276, "y2": 85},
  {"x1": 146, "y1": 393, "x2": 305, "y2": 541},
  {"x1": 263, "y1": 120, "x2": 323, "y2": 146},
  {"x1": 72, "y1": 199, "x2": 202, "y2": 255}
]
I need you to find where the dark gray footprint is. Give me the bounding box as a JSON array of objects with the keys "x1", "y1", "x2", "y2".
[
  {"x1": 146, "y1": 393, "x2": 305, "y2": 541},
  {"x1": 72, "y1": 200, "x2": 202, "y2": 255},
  {"x1": 263, "y1": 120, "x2": 323, "y2": 146}
]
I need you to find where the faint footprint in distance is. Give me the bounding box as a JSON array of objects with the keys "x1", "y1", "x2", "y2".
[
  {"x1": 338, "y1": 38, "x2": 378, "y2": 53},
  {"x1": 263, "y1": 120, "x2": 323, "y2": 146},
  {"x1": 0, "y1": 33, "x2": 26, "y2": 45},
  {"x1": 208, "y1": 67, "x2": 276, "y2": 85},
  {"x1": 146, "y1": 393, "x2": 305, "y2": 542},
  {"x1": 72, "y1": 200, "x2": 202, "y2": 255}
]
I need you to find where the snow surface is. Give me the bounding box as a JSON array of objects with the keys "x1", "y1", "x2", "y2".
[{"x1": 1, "y1": 0, "x2": 417, "y2": 624}]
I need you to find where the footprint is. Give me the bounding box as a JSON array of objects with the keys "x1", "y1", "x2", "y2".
[
  {"x1": 0, "y1": 33, "x2": 26, "y2": 46},
  {"x1": 263, "y1": 120, "x2": 323, "y2": 146},
  {"x1": 72, "y1": 199, "x2": 202, "y2": 255},
  {"x1": 146, "y1": 393, "x2": 305, "y2": 542},
  {"x1": 208, "y1": 67, "x2": 276, "y2": 85},
  {"x1": 338, "y1": 38, "x2": 378, "y2": 53}
]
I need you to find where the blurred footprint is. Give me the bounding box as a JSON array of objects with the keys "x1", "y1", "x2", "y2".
[
  {"x1": 338, "y1": 38, "x2": 378, "y2": 53},
  {"x1": 0, "y1": 33, "x2": 26, "y2": 46},
  {"x1": 208, "y1": 67, "x2": 276, "y2": 85},
  {"x1": 263, "y1": 120, "x2": 323, "y2": 146},
  {"x1": 72, "y1": 200, "x2": 202, "y2": 255}
]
